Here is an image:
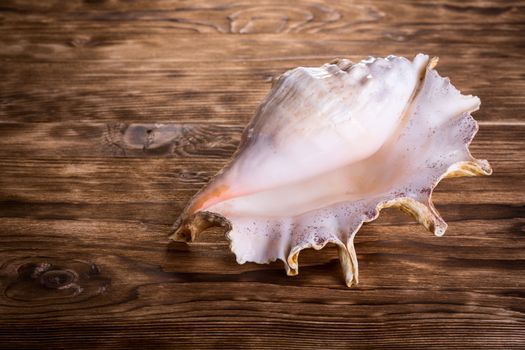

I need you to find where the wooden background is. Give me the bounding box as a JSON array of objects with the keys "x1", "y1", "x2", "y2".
[{"x1": 1, "y1": 0, "x2": 524, "y2": 348}]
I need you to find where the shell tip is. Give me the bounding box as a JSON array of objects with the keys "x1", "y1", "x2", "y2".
[
  {"x1": 338, "y1": 242, "x2": 359, "y2": 288},
  {"x1": 286, "y1": 251, "x2": 300, "y2": 276},
  {"x1": 169, "y1": 227, "x2": 193, "y2": 242},
  {"x1": 429, "y1": 56, "x2": 439, "y2": 69},
  {"x1": 286, "y1": 268, "x2": 299, "y2": 277},
  {"x1": 433, "y1": 223, "x2": 447, "y2": 237},
  {"x1": 170, "y1": 217, "x2": 198, "y2": 242},
  {"x1": 476, "y1": 159, "x2": 493, "y2": 175}
]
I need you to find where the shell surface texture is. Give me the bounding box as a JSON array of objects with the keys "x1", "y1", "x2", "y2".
[{"x1": 171, "y1": 53, "x2": 492, "y2": 287}]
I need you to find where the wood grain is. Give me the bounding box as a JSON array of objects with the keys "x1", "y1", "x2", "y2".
[{"x1": 1, "y1": 0, "x2": 524, "y2": 349}]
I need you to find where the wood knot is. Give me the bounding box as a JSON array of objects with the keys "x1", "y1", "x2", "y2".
[
  {"x1": 16, "y1": 262, "x2": 84, "y2": 294},
  {"x1": 17, "y1": 262, "x2": 52, "y2": 279},
  {"x1": 120, "y1": 123, "x2": 181, "y2": 155},
  {"x1": 227, "y1": 5, "x2": 342, "y2": 34},
  {"x1": 2, "y1": 258, "x2": 111, "y2": 303},
  {"x1": 39, "y1": 270, "x2": 78, "y2": 290}
]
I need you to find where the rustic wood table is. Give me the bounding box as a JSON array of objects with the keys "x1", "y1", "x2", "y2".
[{"x1": 1, "y1": 0, "x2": 524, "y2": 349}]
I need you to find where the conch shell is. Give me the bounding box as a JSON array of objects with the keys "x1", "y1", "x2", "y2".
[{"x1": 171, "y1": 54, "x2": 492, "y2": 287}]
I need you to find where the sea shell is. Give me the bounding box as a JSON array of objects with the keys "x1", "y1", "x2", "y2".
[{"x1": 171, "y1": 53, "x2": 492, "y2": 287}]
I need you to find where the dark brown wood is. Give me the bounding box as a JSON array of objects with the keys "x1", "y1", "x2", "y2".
[{"x1": 0, "y1": 0, "x2": 524, "y2": 349}]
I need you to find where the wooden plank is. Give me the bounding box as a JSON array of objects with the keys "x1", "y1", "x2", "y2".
[
  {"x1": 1, "y1": 0, "x2": 524, "y2": 348},
  {"x1": 0, "y1": 125, "x2": 522, "y2": 205},
  {"x1": 0, "y1": 200, "x2": 522, "y2": 228},
  {"x1": 0, "y1": 215, "x2": 524, "y2": 348},
  {"x1": 1, "y1": 30, "x2": 523, "y2": 63},
  {"x1": 1, "y1": 1, "x2": 524, "y2": 125},
  {"x1": 0, "y1": 122, "x2": 520, "y2": 158},
  {"x1": 0, "y1": 214, "x2": 524, "y2": 305},
  {"x1": 1, "y1": 215, "x2": 524, "y2": 273},
  {"x1": 0, "y1": 320, "x2": 524, "y2": 350},
  {"x1": 0, "y1": 157, "x2": 521, "y2": 204},
  {"x1": 1, "y1": 0, "x2": 523, "y2": 36},
  {"x1": 2, "y1": 55, "x2": 523, "y2": 123},
  {"x1": 0, "y1": 122, "x2": 243, "y2": 158}
]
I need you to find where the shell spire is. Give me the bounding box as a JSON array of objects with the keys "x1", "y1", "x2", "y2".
[{"x1": 171, "y1": 53, "x2": 492, "y2": 287}]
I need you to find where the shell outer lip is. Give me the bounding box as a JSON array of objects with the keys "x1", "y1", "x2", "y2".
[{"x1": 170, "y1": 155, "x2": 492, "y2": 286}]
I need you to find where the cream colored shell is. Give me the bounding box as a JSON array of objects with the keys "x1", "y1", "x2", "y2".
[{"x1": 171, "y1": 54, "x2": 492, "y2": 287}]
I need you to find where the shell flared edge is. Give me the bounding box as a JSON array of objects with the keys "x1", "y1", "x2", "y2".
[{"x1": 170, "y1": 156, "x2": 491, "y2": 288}]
